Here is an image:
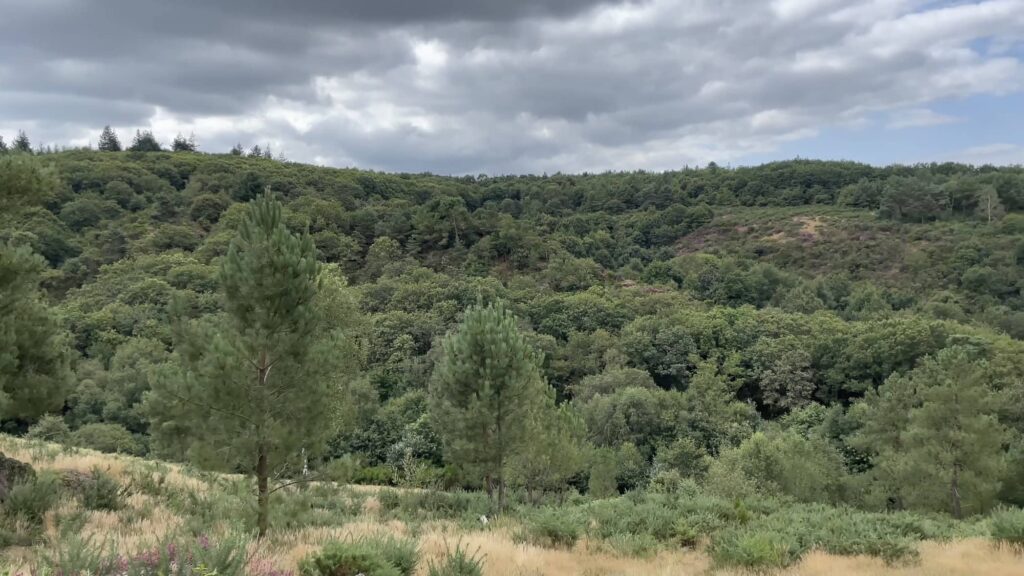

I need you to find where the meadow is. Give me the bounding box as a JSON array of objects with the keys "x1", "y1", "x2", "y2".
[{"x1": 2, "y1": 435, "x2": 1022, "y2": 576}]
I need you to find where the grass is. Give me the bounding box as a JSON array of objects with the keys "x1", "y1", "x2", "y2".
[{"x1": 1, "y1": 434, "x2": 1022, "y2": 575}]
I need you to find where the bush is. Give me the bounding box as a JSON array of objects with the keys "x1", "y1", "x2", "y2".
[
  {"x1": 5, "y1": 472, "x2": 61, "y2": 524},
  {"x1": 77, "y1": 467, "x2": 129, "y2": 511},
  {"x1": 361, "y1": 533, "x2": 419, "y2": 576},
  {"x1": 71, "y1": 423, "x2": 143, "y2": 455},
  {"x1": 25, "y1": 414, "x2": 72, "y2": 444},
  {"x1": 426, "y1": 540, "x2": 484, "y2": 576},
  {"x1": 525, "y1": 508, "x2": 582, "y2": 549},
  {"x1": 300, "y1": 541, "x2": 401, "y2": 576},
  {"x1": 44, "y1": 532, "x2": 252, "y2": 576},
  {"x1": 990, "y1": 507, "x2": 1024, "y2": 551},
  {"x1": 711, "y1": 530, "x2": 803, "y2": 571}
]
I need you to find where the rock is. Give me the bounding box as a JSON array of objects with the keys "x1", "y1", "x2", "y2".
[{"x1": 0, "y1": 452, "x2": 36, "y2": 502}]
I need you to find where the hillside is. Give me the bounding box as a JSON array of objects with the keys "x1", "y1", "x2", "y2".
[{"x1": 3, "y1": 149, "x2": 1024, "y2": 574}]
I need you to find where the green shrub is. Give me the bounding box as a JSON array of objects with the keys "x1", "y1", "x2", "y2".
[
  {"x1": 5, "y1": 472, "x2": 61, "y2": 524},
  {"x1": 300, "y1": 545, "x2": 400, "y2": 576},
  {"x1": 77, "y1": 467, "x2": 129, "y2": 511},
  {"x1": 525, "y1": 508, "x2": 582, "y2": 549},
  {"x1": 25, "y1": 414, "x2": 72, "y2": 444},
  {"x1": 990, "y1": 507, "x2": 1024, "y2": 551},
  {"x1": 426, "y1": 540, "x2": 484, "y2": 576},
  {"x1": 71, "y1": 423, "x2": 143, "y2": 455},
  {"x1": 360, "y1": 533, "x2": 419, "y2": 576},
  {"x1": 711, "y1": 529, "x2": 803, "y2": 571}
]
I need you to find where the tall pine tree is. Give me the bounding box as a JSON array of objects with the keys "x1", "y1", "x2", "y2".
[
  {"x1": 147, "y1": 193, "x2": 356, "y2": 537},
  {"x1": 429, "y1": 300, "x2": 549, "y2": 510},
  {"x1": 97, "y1": 126, "x2": 122, "y2": 152},
  {"x1": 855, "y1": 346, "x2": 1006, "y2": 516},
  {"x1": 128, "y1": 130, "x2": 162, "y2": 152},
  {"x1": 12, "y1": 130, "x2": 31, "y2": 153},
  {"x1": 0, "y1": 244, "x2": 74, "y2": 422}
]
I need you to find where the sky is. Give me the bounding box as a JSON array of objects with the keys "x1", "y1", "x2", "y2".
[{"x1": 0, "y1": 0, "x2": 1022, "y2": 174}]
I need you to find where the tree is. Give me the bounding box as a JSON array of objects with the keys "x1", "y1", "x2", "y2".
[
  {"x1": 508, "y1": 404, "x2": 586, "y2": 502},
  {"x1": 128, "y1": 130, "x2": 162, "y2": 152},
  {"x1": 0, "y1": 136, "x2": 7, "y2": 154},
  {"x1": 975, "y1": 185, "x2": 1004, "y2": 224},
  {"x1": 854, "y1": 347, "x2": 1006, "y2": 517},
  {"x1": 230, "y1": 143, "x2": 245, "y2": 156},
  {"x1": 97, "y1": 126, "x2": 122, "y2": 152},
  {"x1": 0, "y1": 243, "x2": 74, "y2": 421},
  {"x1": 902, "y1": 348, "x2": 1005, "y2": 517},
  {"x1": 171, "y1": 133, "x2": 197, "y2": 152},
  {"x1": 147, "y1": 193, "x2": 355, "y2": 537},
  {"x1": 429, "y1": 300, "x2": 549, "y2": 510},
  {"x1": 12, "y1": 131, "x2": 31, "y2": 154}
]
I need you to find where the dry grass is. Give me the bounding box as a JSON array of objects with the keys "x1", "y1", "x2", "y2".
[{"x1": 2, "y1": 436, "x2": 1021, "y2": 576}]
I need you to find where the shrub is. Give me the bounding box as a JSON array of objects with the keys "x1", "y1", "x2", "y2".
[
  {"x1": 990, "y1": 507, "x2": 1024, "y2": 551},
  {"x1": 25, "y1": 414, "x2": 72, "y2": 444},
  {"x1": 5, "y1": 472, "x2": 61, "y2": 524},
  {"x1": 711, "y1": 529, "x2": 803, "y2": 571},
  {"x1": 525, "y1": 508, "x2": 582, "y2": 549},
  {"x1": 77, "y1": 467, "x2": 129, "y2": 511},
  {"x1": 44, "y1": 532, "x2": 252, "y2": 576},
  {"x1": 426, "y1": 540, "x2": 484, "y2": 576},
  {"x1": 360, "y1": 533, "x2": 419, "y2": 576},
  {"x1": 300, "y1": 542, "x2": 400, "y2": 576},
  {"x1": 71, "y1": 423, "x2": 143, "y2": 455}
]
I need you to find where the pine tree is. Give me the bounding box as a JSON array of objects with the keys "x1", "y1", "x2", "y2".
[
  {"x1": 97, "y1": 126, "x2": 122, "y2": 152},
  {"x1": 0, "y1": 243, "x2": 74, "y2": 422},
  {"x1": 0, "y1": 136, "x2": 7, "y2": 154},
  {"x1": 147, "y1": 193, "x2": 355, "y2": 537},
  {"x1": 856, "y1": 347, "x2": 1006, "y2": 516},
  {"x1": 902, "y1": 348, "x2": 1005, "y2": 517},
  {"x1": 230, "y1": 143, "x2": 244, "y2": 156},
  {"x1": 249, "y1": 144, "x2": 262, "y2": 158},
  {"x1": 429, "y1": 300, "x2": 549, "y2": 510},
  {"x1": 127, "y1": 130, "x2": 162, "y2": 152},
  {"x1": 12, "y1": 130, "x2": 31, "y2": 153},
  {"x1": 172, "y1": 133, "x2": 197, "y2": 152}
]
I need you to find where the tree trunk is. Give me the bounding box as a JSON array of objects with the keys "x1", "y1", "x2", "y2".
[
  {"x1": 950, "y1": 462, "x2": 962, "y2": 519},
  {"x1": 257, "y1": 442, "x2": 269, "y2": 537}
]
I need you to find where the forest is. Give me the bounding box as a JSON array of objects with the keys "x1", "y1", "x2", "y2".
[{"x1": 2, "y1": 137, "x2": 1024, "y2": 574}]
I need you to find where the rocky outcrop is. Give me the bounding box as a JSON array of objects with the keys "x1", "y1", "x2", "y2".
[{"x1": 0, "y1": 452, "x2": 36, "y2": 502}]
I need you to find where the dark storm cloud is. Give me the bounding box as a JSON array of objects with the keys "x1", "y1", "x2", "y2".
[{"x1": 0, "y1": 0, "x2": 1022, "y2": 171}]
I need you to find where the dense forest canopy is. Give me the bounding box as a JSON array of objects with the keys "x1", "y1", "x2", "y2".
[{"x1": 3, "y1": 144, "x2": 1024, "y2": 524}]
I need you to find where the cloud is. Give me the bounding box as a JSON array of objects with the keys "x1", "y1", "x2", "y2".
[
  {"x1": 952, "y1": 143, "x2": 1024, "y2": 166},
  {"x1": 0, "y1": 0, "x2": 1022, "y2": 172},
  {"x1": 887, "y1": 108, "x2": 961, "y2": 129}
]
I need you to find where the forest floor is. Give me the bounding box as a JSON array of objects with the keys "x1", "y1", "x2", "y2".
[{"x1": 0, "y1": 436, "x2": 1020, "y2": 576}]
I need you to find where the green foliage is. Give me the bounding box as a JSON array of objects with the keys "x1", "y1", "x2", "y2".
[
  {"x1": 430, "y1": 300, "x2": 551, "y2": 508},
  {"x1": 146, "y1": 192, "x2": 359, "y2": 536},
  {"x1": 854, "y1": 346, "x2": 1007, "y2": 517},
  {"x1": 71, "y1": 422, "x2": 143, "y2": 455},
  {"x1": 0, "y1": 242, "x2": 73, "y2": 421},
  {"x1": 76, "y1": 467, "x2": 129, "y2": 511},
  {"x1": 26, "y1": 414, "x2": 72, "y2": 444},
  {"x1": 299, "y1": 539, "x2": 403, "y2": 576},
  {"x1": 989, "y1": 507, "x2": 1024, "y2": 550},
  {"x1": 425, "y1": 540, "x2": 484, "y2": 576},
  {"x1": 5, "y1": 471, "x2": 61, "y2": 524},
  {"x1": 523, "y1": 508, "x2": 583, "y2": 548}
]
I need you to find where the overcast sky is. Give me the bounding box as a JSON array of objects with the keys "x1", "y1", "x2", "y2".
[{"x1": 1, "y1": 0, "x2": 1022, "y2": 173}]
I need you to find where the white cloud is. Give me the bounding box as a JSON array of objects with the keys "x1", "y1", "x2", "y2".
[
  {"x1": 886, "y1": 107, "x2": 960, "y2": 129},
  {"x1": 952, "y1": 143, "x2": 1024, "y2": 165}
]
